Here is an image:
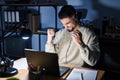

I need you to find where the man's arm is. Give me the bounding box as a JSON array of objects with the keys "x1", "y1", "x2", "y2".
[
  {"x1": 45, "y1": 29, "x2": 56, "y2": 53},
  {"x1": 72, "y1": 29, "x2": 100, "y2": 66},
  {"x1": 80, "y1": 34, "x2": 100, "y2": 66}
]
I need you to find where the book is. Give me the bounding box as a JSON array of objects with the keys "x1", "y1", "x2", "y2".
[
  {"x1": 28, "y1": 13, "x2": 40, "y2": 33},
  {"x1": 66, "y1": 68, "x2": 98, "y2": 80}
]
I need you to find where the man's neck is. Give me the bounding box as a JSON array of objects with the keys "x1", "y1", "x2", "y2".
[{"x1": 73, "y1": 23, "x2": 81, "y2": 31}]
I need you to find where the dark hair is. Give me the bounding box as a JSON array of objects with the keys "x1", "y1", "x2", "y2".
[{"x1": 58, "y1": 5, "x2": 76, "y2": 19}]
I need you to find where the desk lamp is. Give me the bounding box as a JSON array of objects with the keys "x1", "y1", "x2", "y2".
[{"x1": 0, "y1": 22, "x2": 32, "y2": 77}]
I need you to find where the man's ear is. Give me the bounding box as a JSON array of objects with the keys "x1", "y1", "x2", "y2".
[{"x1": 72, "y1": 15, "x2": 78, "y2": 22}]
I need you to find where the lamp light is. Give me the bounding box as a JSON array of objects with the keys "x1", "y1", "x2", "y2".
[{"x1": 20, "y1": 28, "x2": 32, "y2": 40}]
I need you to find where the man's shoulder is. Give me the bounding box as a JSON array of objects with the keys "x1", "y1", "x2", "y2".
[
  {"x1": 80, "y1": 26, "x2": 96, "y2": 36},
  {"x1": 56, "y1": 29, "x2": 66, "y2": 34},
  {"x1": 80, "y1": 26, "x2": 92, "y2": 32}
]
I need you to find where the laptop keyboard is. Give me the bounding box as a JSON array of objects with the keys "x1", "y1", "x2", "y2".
[{"x1": 59, "y1": 66, "x2": 70, "y2": 76}]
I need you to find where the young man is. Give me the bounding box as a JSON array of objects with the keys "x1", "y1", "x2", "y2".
[{"x1": 45, "y1": 5, "x2": 100, "y2": 67}]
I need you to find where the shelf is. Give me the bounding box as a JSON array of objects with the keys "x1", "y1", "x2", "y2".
[
  {"x1": 33, "y1": 31, "x2": 47, "y2": 35},
  {"x1": 0, "y1": 3, "x2": 58, "y2": 51},
  {"x1": 0, "y1": 3, "x2": 57, "y2": 6},
  {"x1": 99, "y1": 34, "x2": 120, "y2": 41},
  {"x1": 0, "y1": 3, "x2": 58, "y2": 32}
]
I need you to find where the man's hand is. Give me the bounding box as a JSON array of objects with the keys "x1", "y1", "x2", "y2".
[
  {"x1": 71, "y1": 30, "x2": 83, "y2": 46},
  {"x1": 47, "y1": 29, "x2": 55, "y2": 44}
]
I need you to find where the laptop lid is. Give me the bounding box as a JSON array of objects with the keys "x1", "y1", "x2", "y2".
[{"x1": 24, "y1": 49, "x2": 60, "y2": 77}]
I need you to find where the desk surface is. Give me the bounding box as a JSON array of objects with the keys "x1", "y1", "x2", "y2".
[{"x1": 0, "y1": 58, "x2": 105, "y2": 80}]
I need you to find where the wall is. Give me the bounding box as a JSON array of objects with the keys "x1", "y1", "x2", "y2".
[{"x1": 91, "y1": 0, "x2": 120, "y2": 33}]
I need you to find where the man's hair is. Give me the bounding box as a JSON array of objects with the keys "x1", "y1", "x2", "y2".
[{"x1": 58, "y1": 5, "x2": 76, "y2": 19}]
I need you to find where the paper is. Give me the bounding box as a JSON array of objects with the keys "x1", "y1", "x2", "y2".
[
  {"x1": 66, "y1": 68, "x2": 83, "y2": 80},
  {"x1": 13, "y1": 58, "x2": 28, "y2": 70},
  {"x1": 66, "y1": 68, "x2": 98, "y2": 80}
]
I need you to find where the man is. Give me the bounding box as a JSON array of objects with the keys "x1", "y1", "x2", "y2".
[{"x1": 45, "y1": 5, "x2": 100, "y2": 67}]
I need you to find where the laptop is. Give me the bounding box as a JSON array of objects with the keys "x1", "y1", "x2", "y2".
[{"x1": 24, "y1": 49, "x2": 70, "y2": 77}]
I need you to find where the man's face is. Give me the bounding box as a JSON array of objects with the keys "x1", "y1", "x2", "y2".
[{"x1": 60, "y1": 16, "x2": 76, "y2": 32}]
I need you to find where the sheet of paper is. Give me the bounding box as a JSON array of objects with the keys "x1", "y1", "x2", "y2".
[
  {"x1": 66, "y1": 68, "x2": 98, "y2": 80},
  {"x1": 66, "y1": 68, "x2": 83, "y2": 80},
  {"x1": 13, "y1": 58, "x2": 28, "y2": 70}
]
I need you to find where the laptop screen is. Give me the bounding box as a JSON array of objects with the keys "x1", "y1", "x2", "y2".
[{"x1": 24, "y1": 49, "x2": 60, "y2": 77}]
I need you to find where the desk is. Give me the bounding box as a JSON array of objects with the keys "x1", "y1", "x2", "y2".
[{"x1": 0, "y1": 58, "x2": 105, "y2": 80}]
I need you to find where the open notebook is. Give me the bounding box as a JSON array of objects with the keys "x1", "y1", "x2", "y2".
[
  {"x1": 66, "y1": 68, "x2": 98, "y2": 80},
  {"x1": 24, "y1": 49, "x2": 70, "y2": 77}
]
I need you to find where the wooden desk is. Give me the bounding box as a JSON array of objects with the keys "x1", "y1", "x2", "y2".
[{"x1": 0, "y1": 58, "x2": 105, "y2": 80}]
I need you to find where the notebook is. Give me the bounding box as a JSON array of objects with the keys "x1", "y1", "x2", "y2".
[
  {"x1": 66, "y1": 68, "x2": 98, "y2": 80},
  {"x1": 24, "y1": 49, "x2": 70, "y2": 77}
]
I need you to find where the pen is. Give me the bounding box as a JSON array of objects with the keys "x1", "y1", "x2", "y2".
[
  {"x1": 81, "y1": 73, "x2": 84, "y2": 80},
  {"x1": 29, "y1": 63, "x2": 35, "y2": 71},
  {"x1": 37, "y1": 65, "x2": 40, "y2": 72}
]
